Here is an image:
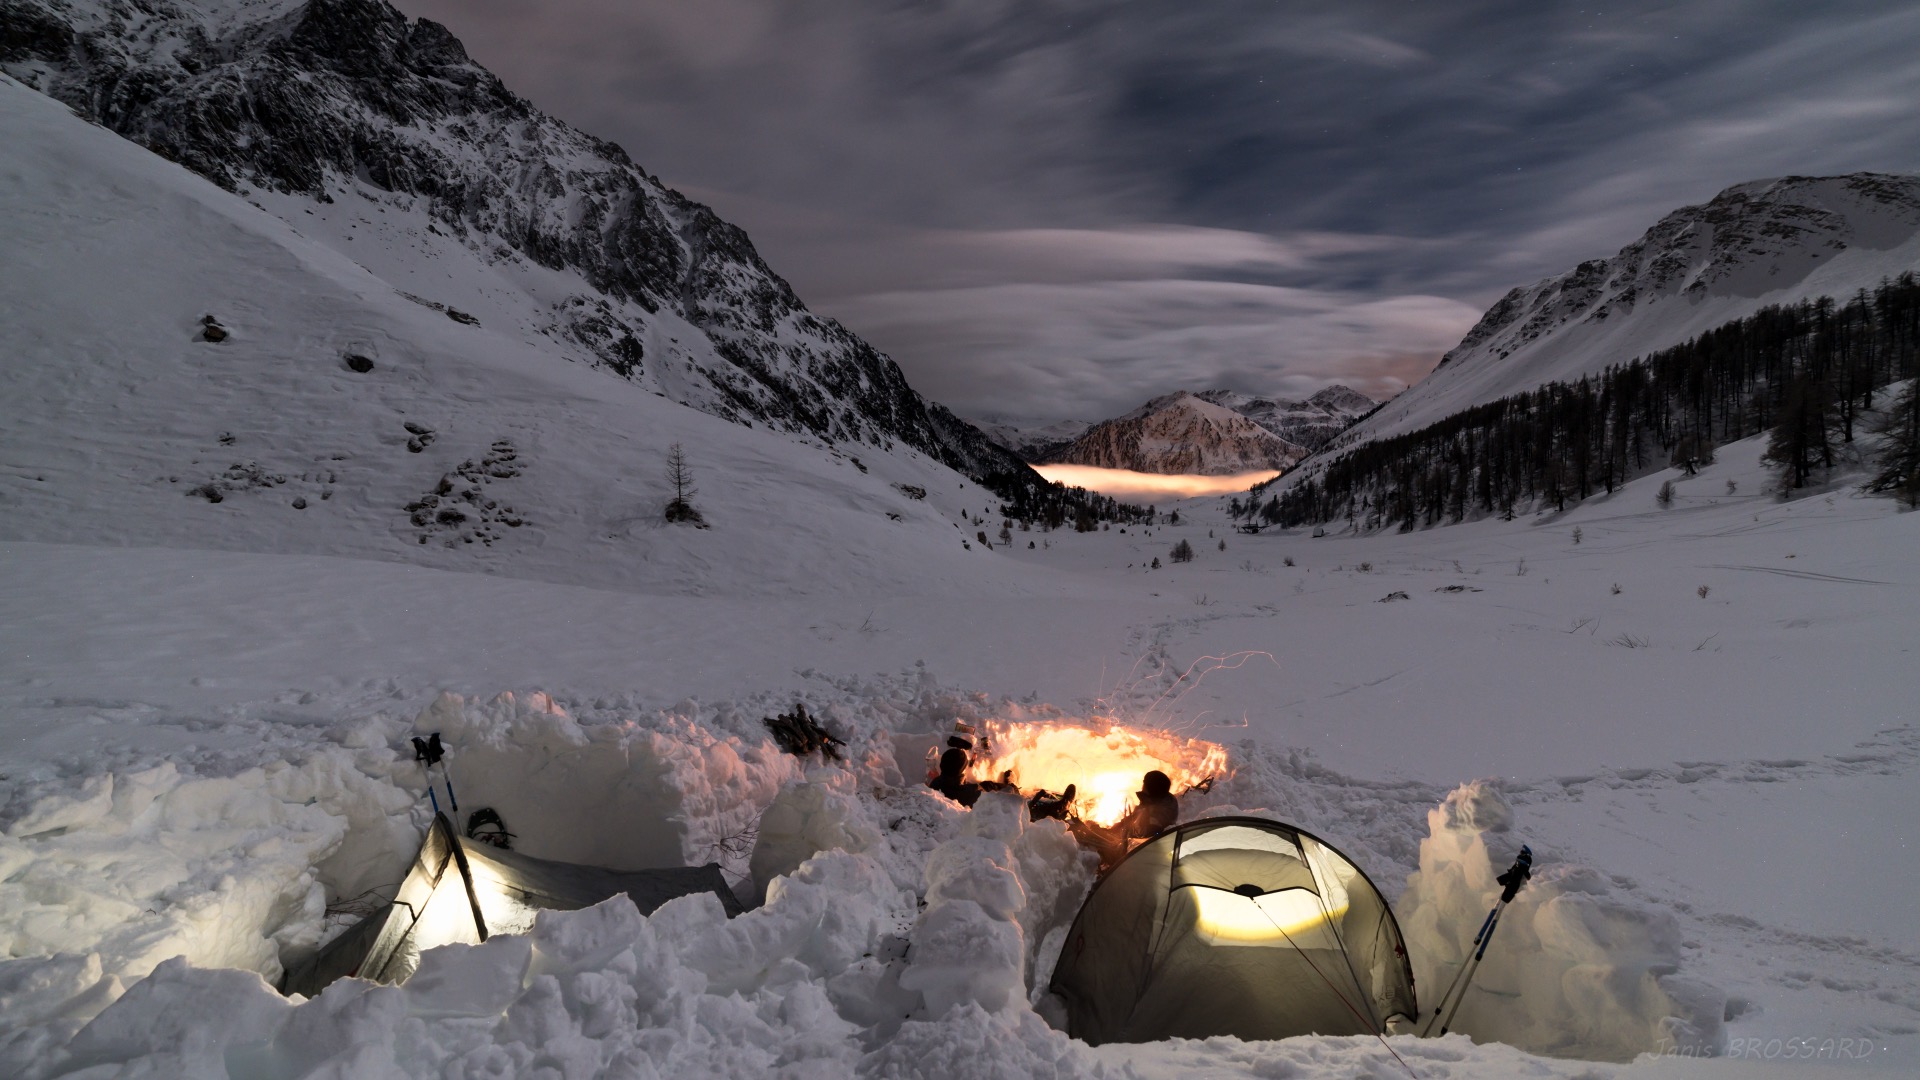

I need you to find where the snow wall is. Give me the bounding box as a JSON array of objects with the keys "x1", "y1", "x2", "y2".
[
  {"x1": 1, "y1": 680, "x2": 1730, "y2": 1076},
  {"x1": 0, "y1": 683, "x2": 1109, "y2": 1078},
  {"x1": 1398, "y1": 781, "x2": 1727, "y2": 1061}
]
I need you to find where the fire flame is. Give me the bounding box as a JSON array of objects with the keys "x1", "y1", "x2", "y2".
[{"x1": 964, "y1": 720, "x2": 1229, "y2": 826}]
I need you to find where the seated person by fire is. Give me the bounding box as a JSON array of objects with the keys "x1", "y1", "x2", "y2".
[{"x1": 925, "y1": 719, "x2": 1222, "y2": 870}]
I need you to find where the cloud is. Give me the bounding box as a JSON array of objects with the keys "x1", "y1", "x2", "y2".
[
  {"x1": 394, "y1": 0, "x2": 1920, "y2": 424},
  {"x1": 832, "y1": 273, "x2": 1479, "y2": 422}
]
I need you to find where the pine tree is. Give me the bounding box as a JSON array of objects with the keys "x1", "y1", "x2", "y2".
[
  {"x1": 1170, "y1": 539, "x2": 1194, "y2": 563},
  {"x1": 1869, "y1": 379, "x2": 1920, "y2": 508},
  {"x1": 1763, "y1": 371, "x2": 1839, "y2": 490}
]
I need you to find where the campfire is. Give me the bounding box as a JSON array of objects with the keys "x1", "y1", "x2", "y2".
[{"x1": 961, "y1": 720, "x2": 1229, "y2": 826}]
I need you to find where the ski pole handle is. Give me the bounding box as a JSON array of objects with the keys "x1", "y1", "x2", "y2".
[{"x1": 1497, "y1": 845, "x2": 1533, "y2": 903}]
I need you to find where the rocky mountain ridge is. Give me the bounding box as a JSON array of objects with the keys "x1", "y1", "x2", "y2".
[
  {"x1": 1192, "y1": 386, "x2": 1377, "y2": 451},
  {"x1": 0, "y1": 0, "x2": 1027, "y2": 486},
  {"x1": 966, "y1": 417, "x2": 1093, "y2": 464},
  {"x1": 1039, "y1": 392, "x2": 1311, "y2": 475},
  {"x1": 1330, "y1": 172, "x2": 1920, "y2": 451},
  {"x1": 973, "y1": 384, "x2": 1373, "y2": 472}
]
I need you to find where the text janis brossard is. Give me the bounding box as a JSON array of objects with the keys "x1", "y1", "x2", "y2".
[{"x1": 1661, "y1": 1036, "x2": 1882, "y2": 1060}]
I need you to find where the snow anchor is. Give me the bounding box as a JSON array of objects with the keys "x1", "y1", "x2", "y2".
[{"x1": 1421, "y1": 844, "x2": 1532, "y2": 1038}]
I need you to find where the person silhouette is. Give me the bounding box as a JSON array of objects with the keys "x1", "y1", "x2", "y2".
[{"x1": 928, "y1": 747, "x2": 982, "y2": 807}]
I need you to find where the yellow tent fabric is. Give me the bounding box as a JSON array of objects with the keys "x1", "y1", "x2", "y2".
[{"x1": 1049, "y1": 816, "x2": 1416, "y2": 1044}]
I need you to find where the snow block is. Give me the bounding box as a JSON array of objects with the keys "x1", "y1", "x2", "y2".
[
  {"x1": 60, "y1": 957, "x2": 291, "y2": 1076},
  {"x1": 748, "y1": 772, "x2": 882, "y2": 905},
  {"x1": 7, "y1": 774, "x2": 113, "y2": 838},
  {"x1": 404, "y1": 934, "x2": 534, "y2": 1019},
  {"x1": 1399, "y1": 781, "x2": 1727, "y2": 1061}
]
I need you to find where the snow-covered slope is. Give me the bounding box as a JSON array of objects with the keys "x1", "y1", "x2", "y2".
[
  {"x1": 0, "y1": 73, "x2": 1058, "y2": 597},
  {"x1": 1333, "y1": 173, "x2": 1920, "y2": 449},
  {"x1": 4, "y1": 429, "x2": 1917, "y2": 1078},
  {"x1": 1042, "y1": 391, "x2": 1309, "y2": 475},
  {"x1": 0, "y1": 0, "x2": 1024, "y2": 483},
  {"x1": 1195, "y1": 385, "x2": 1375, "y2": 451}
]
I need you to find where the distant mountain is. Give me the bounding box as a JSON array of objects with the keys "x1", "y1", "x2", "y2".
[
  {"x1": 1193, "y1": 386, "x2": 1376, "y2": 451},
  {"x1": 1331, "y1": 173, "x2": 1920, "y2": 451},
  {"x1": 973, "y1": 385, "x2": 1372, "y2": 469},
  {"x1": 0, "y1": 0, "x2": 1034, "y2": 488},
  {"x1": 965, "y1": 417, "x2": 1093, "y2": 463},
  {"x1": 1040, "y1": 392, "x2": 1309, "y2": 475}
]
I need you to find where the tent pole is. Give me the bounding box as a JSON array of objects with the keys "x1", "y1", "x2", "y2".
[
  {"x1": 1246, "y1": 891, "x2": 1417, "y2": 1079},
  {"x1": 441, "y1": 813, "x2": 491, "y2": 942}
]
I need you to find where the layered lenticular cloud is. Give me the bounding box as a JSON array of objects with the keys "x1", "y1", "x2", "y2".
[
  {"x1": 834, "y1": 271, "x2": 1479, "y2": 421},
  {"x1": 400, "y1": 0, "x2": 1920, "y2": 423}
]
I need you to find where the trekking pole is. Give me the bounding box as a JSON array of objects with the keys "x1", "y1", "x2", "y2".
[
  {"x1": 1429, "y1": 906, "x2": 1504, "y2": 1037},
  {"x1": 412, "y1": 733, "x2": 454, "y2": 815},
  {"x1": 1422, "y1": 906, "x2": 1497, "y2": 1031},
  {"x1": 1422, "y1": 845, "x2": 1532, "y2": 1038},
  {"x1": 438, "y1": 755, "x2": 459, "y2": 813}
]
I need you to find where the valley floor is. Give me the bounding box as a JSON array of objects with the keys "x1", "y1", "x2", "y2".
[{"x1": 2, "y1": 437, "x2": 1916, "y2": 1078}]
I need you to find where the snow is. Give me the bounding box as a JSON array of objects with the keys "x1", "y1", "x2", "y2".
[
  {"x1": 1400, "y1": 782, "x2": 1725, "y2": 1061},
  {"x1": 2, "y1": 66, "x2": 1918, "y2": 1080}
]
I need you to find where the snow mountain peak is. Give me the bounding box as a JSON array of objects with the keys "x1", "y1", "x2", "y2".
[
  {"x1": 1042, "y1": 391, "x2": 1310, "y2": 476},
  {"x1": 1192, "y1": 385, "x2": 1377, "y2": 450},
  {"x1": 973, "y1": 386, "x2": 1375, "y2": 471},
  {"x1": 1444, "y1": 172, "x2": 1920, "y2": 372},
  {"x1": 1336, "y1": 171, "x2": 1920, "y2": 449}
]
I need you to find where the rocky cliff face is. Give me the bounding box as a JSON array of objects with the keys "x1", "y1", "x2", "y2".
[
  {"x1": 1041, "y1": 392, "x2": 1308, "y2": 475},
  {"x1": 1335, "y1": 172, "x2": 1920, "y2": 449},
  {"x1": 1194, "y1": 386, "x2": 1375, "y2": 451},
  {"x1": 0, "y1": 0, "x2": 1031, "y2": 481}
]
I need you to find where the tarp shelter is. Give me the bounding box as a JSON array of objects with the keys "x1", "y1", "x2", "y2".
[
  {"x1": 1049, "y1": 816, "x2": 1416, "y2": 1044},
  {"x1": 281, "y1": 813, "x2": 742, "y2": 997}
]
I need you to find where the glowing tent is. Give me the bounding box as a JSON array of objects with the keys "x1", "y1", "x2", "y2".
[
  {"x1": 281, "y1": 813, "x2": 741, "y2": 997},
  {"x1": 1048, "y1": 816, "x2": 1416, "y2": 1044}
]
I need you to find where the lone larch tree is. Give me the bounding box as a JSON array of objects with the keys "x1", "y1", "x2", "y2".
[{"x1": 664, "y1": 443, "x2": 707, "y2": 527}]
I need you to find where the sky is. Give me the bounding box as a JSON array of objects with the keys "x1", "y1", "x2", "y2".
[{"x1": 400, "y1": 0, "x2": 1920, "y2": 425}]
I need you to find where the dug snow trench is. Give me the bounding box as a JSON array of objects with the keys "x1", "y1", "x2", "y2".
[{"x1": 0, "y1": 679, "x2": 1730, "y2": 1077}]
